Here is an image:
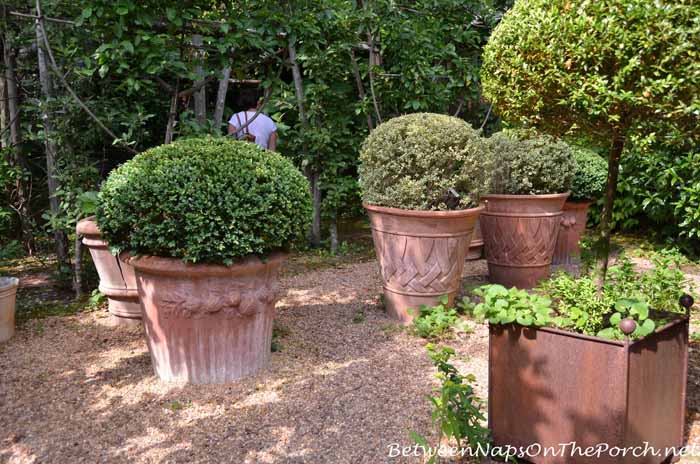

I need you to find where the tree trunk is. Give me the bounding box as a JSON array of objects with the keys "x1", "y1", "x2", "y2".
[
  {"x1": 192, "y1": 35, "x2": 207, "y2": 126},
  {"x1": 329, "y1": 213, "x2": 339, "y2": 255},
  {"x1": 3, "y1": 31, "x2": 35, "y2": 254},
  {"x1": 36, "y1": 19, "x2": 68, "y2": 267},
  {"x1": 213, "y1": 67, "x2": 231, "y2": 132},
  {"x1": 164, "y1": 79, "x2": 180, "y2": 144},
  {"x1": 288, "y1": 38, "x2": 321, "y2": 247},
  {"x1": 596, "y1": 134, "x2": 625, "y2": 288},
  {"x1": 73, "y1": 234, "x2": 83, "y2": 298},
  {"x1": 349, "y1": 49, "x2": 373, "y2": 133},
  {"x1": 0, "y1": 74, "x2": 8, "y2": 149}
]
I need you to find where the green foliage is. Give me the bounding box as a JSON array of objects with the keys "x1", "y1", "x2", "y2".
[
  {"x1": 539, "y1": 274, "x2": 613, "y2": 334},
  {"x1": 487, "y1": 130, "x2": 575, "y2": 195},
  {"x1": 96, "y1": 137, "x2": 311, "y2": 264},
  {"x1": 481, "y1": 0, "x2": 700, "y2": 147},
  {"x1": 609, "y1": 147, "x2": 700, "y2": 252},
  {"x1": 358, "y1": 113, "x2": 492, "y2": 210},
  {"x1": 570, "y1": 147, "x2": 608, "y2": 201},
  {"x1": 411, "y1": 295, "x2": 461, "y2": 339},
  {"x1": 596, "y1": 299, "x2": 655, "y2": 340},
  {"x1": 468, "y1": 284, "x2": 554, "y2": 327},
  {"x1": 411, "y1": 344, "x2": 490, "y2": 462}
]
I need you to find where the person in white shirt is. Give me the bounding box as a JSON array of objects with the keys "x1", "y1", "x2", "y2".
[{"x1": 227, "y1": 89, "x2": 278, "y2": 151}]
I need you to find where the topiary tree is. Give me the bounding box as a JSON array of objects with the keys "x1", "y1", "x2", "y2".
[
  {"x1": 358, "y1": 113, "x2": 492, "y2": 211},
  {"x1": 96, "y1": 137, "x2": 311, "y2": 264},
  {"x1": 487, "y1": 130, "x2": 575, "y2": 195},
  {"x1": 569, "y1": 147, "x2": 608, "y2": 202},
  {"x1": 481, "y1": 0, "x2": 700, "y2": 281}
]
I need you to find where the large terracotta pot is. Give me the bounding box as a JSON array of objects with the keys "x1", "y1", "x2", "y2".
[
  {"x1": 552, "y1": 200, "x2": 593, "y2": 267},
  {"x1": 126, "y1": 253, "x2": 284, "y2": 384},
  {"x1": 364, "y1": 203, "x2": 483, "y2": 324},
  {"x1": 76, "y1": 216, "x2": 140, "y2": 325},
  {"x1": 0, "y1": 277, "x2": 19, "y2": 343},
  {"x1": 480, "y1": 193, "x2": 568, "y2": 289},
  {"x1": 466, "y1": 219, "x2": 484, "y2": 260}
]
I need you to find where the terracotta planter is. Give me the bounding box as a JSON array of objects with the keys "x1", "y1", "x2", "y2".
[
  {"x1": 364, "y1": 203, "x2": 483, "y2": 324},
  {"x1": 489, "y1": 298, "x2": 692, "y2": 464},
  {"x1": 126, "y1": 253, "x2": 284, "y2": 384},
  {"x1": 466, "y1": 219, "x2": 484, "y2": 260},
  {"x1": 552, "y1": 200, "x2": 593, "y2": 268},
  {"x1": 76, "y1": 217, "x2": 140, "y2": 325},
  {"x1": 480, "y1": 193, "x2": 568, "y2": 288},
  {"x1": 0, "y1": 277, "x2": 19, "y2": 343}
]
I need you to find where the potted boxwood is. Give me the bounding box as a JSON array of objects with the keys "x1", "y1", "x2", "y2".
[
  {"x1": 480, "y1": 130, "x2": 575, "y2": 288},
  {"x1": 552, "y1": 147, "x2": 608, "y2": 269},
  {"x1": 0, "y1": 276, "x2": 19, "y2": 343},
  {"x1": 358, "y1": 113, "x2": 490, "y2": 323},
  {"x1": 466, "y1": 256, "x2": 694, "y2": 464},
  {"x1": 76, "y1": 216, "x2": 140, "y2": 325},
  {"x1": 96, "y1": 137, "x2": 311, "y2": 384}
]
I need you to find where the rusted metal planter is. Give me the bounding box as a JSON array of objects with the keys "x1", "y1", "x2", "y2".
[
  {"x1": 76, "y1": 216, "x2": 140, "y2": 325},
  {"x1": 489, "y1": 302, "x2": 692, "y2": 464}
]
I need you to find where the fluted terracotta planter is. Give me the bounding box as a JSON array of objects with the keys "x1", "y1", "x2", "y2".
[
  {"x1": 76, "y1": 217, "x2": 140, "y2": 325},
  {"x1": 480, "y1": 193, "x2": 568, "y2": 289},
  {"x1": 364, "y1": 203, "x2": 483, "y2": 324},
  {"x1": 126, "y1": 253, "x2": 284, "y2": 384},
  {"x1": 0, "y1": 277, "x2": 19, "y2": 343},
  {"x1": 552, "y1": 200, "x2": 593, "y2": 268},
  {"x1": 466, "y1": 219, "x2": 484, "y2": 260}
]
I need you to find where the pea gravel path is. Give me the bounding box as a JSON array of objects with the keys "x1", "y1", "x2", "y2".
[{"x1": 1, "y1": 256, "x2": 699, "y2": 464}]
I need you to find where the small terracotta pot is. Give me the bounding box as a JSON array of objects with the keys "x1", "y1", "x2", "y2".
[
  {"x1": 126, "y1": 253, "x2": 284, "y2": 384},
  {"x1": 76, "y1": 217, "x2": 140, "y2": 325},
  {"x1": 480, "y1": 193, "x2": 568, "y2": 289},
  {"x1": 552, "y1": 200, "x2": 593, "y2": 268},
  {"x1": 0, "y1": 277, "x2": 19, "y2": 343},
  {"x1": 364, "y1": 203, "x2": 483, "y2": 324},
  {"x1": 466, "y1": 219, "x2": 484, "y2": 260}
]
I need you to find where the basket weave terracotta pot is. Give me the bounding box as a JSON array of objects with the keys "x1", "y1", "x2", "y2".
[
  {"x1": 466, "y1": 219, "x2": 484, "y2": 260},
  {"x1": 76, "y1": 217, "x2": 140, "y2": 325},
  {"x1": 364, "y1": 203, "x2": 483, "y2": 324},
  {"x1": 126, "y1": 253, "x2": 284, "y2": 384},
  {"x1": 552, "y1": 200, "x2": 593, "y2": 268},
  {"x1": 0, "y1": 277, "x2": 19, "y2": 343},
  {"x1": 480, "y1": 193, "x2": 568, "y2": 289}
]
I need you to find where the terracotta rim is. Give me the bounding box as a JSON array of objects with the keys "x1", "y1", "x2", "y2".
[
  {"x1": 481, "y1": 192, "x2": 570, "y2": 201},
  {"x1": 363, "y1": 203, "x2": 484, "y2": 218},
  {"x1": 124, "y1": 252, "x2": 285, "y2": 278},
  {"x1": 76, "y1": 215, "x2": 101, "y2": 236}
]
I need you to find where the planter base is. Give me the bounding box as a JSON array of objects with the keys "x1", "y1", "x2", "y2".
[
  {"x1": 487, "y1": 262, "x2": 550, "y2": 289},
  {"x1": 383, "y1": 289, "x2": 457, "y2": 324}
]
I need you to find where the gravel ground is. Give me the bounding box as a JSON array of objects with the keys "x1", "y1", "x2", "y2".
[{"x1": 1, "y1": 255, "x2": 699, "y2": 464}]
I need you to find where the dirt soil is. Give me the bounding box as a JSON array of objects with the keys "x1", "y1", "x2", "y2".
[{"x1": 1, "y1": 253, "x2": 699, "y2": 463}]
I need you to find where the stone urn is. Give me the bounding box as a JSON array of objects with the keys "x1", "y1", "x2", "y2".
[
  {"x1": 466, "y1": 219, "x2": 484, "y2": 260},
  {"x1": 0, "y1": 277, "x2": 19, "y2": 343},
  {"x1": 126, "y1": 253, "x2": 284, "y2": 384},
  {"x1": 76, "y1": 216, "x2": 140, "y2": 325},
  {"x1": 364, "y1": 203, "x2": 483, "y2": 324},
  {"x1": 480, "y1": 193, "x2": 568, "y2": 289},
  {"x1": 552, "y1": 200, "x2": 593, "y2": 269}
]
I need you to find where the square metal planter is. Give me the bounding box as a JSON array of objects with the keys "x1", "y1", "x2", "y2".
[{"x1": 488, "y1": 313, "x2": 689, "y2": 464}]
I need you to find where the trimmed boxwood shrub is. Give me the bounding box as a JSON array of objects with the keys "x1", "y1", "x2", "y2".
[
  {"x1": 487, "y1": 130, "x2": 575, "y2": 195},
  {"x1": 358, "y1": 113, "x2": 492, "y2": 211},
  {"x1": 96, "y1": 137, "x2": 311, "y2": 264},
  {"x1": 570, "y1": 147, "x2": 608, "y2": 201}
]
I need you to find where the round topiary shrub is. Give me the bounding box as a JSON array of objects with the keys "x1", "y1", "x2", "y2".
[
  {"x1": 570, "y1": 147, "x2": 608, "y2": 201},
  {"x1": 96, "y1": 137, "x2": 311, "y2": 264},
  {"x1": 358, "y1": 113, "x2": 492, "y2": 211},
  {"x1": 487, "y1": 130, "x2": 575, "y2": 195}
]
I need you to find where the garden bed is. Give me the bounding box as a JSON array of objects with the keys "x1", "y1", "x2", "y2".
[{"x1": 1, "y1": 250, "x2": 699, "y2": 463}]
